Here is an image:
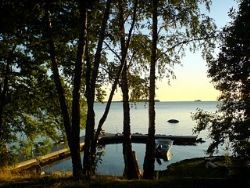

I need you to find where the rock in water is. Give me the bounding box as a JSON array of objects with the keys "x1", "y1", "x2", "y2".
[{"x1": 167, "y1": 119, "x2": 179, "y2": 123}]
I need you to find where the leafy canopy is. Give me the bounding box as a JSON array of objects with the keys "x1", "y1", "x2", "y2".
[{"x1": 193, "y1": 0, "x2": 250, "y2": 158}]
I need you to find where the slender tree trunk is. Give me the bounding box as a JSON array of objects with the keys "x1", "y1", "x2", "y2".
[
  {"x1": 83, "y1": 46, "x2": 96, "y2": 176},
  {"x1": 0, "y1": 47, "x2": 16, "y2": 166},
  {"x1": 83, "y1": 41, "x2": 95, "y2": 177},
  {"x1": 45, "y1": 5, "x2": 85, "y2": 178},
  {"x1": 83, "y1": 0, "x2": 112, "y2": 177},
  {"x1": 70, "y1": 1, "x2": 88, "y2": 178},
  {"x1": 0, "y1": 63, "x2": 9, "y2": 134},
  {"x1": 91, "y1": 0, "x2": 138, "y2": 164},
  {"x1": 121, "y1": 62, "x2": 140, "y2": 179},
  {"x1": 0, "y1": 47, "x2": 15, "y2": 140},
  {"x1": 0, "y1": 61, "x2": 10, "y2": 154},
  {"x1": 143, "y1": 0, "x2": 158, "y2": 179},
  {"x1": 118, "y1": 0, "x2": 140, "y2": 179}
]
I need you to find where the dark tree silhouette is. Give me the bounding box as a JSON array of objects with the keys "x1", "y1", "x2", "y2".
[
  {"x1": 193, "y1": 0, "x2": 250, "y2": 158},
  {"x1": 143, "y1": 0, "x2": 158, "y2": 179}
]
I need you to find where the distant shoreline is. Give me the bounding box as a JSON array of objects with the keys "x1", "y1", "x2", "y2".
[
  {"x1": 95, "y1": 100, "x2": 217, "y2": 103},
  {"x1": 194, "y1": 99, "x2": 202, "y2": 102}
]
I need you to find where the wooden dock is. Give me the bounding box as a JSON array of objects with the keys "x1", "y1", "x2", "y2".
[
  {"x1": 10, "y1": 133, "x2": 202, "y2": 172},
  {"x1": 98, "y1": 133, "x2": 199, "y2": 145},
  {"x1": 11, "y1": 143, "x2": 84, "y2": 172}
]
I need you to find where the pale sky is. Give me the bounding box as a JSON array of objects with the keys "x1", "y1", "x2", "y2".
[{"x1": 111, "y1": 0, "x2": 237, "y2": 101}]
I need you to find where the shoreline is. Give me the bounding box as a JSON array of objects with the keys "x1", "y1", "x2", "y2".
[{"x1": 1, "y1": 156, "x2": 249, "y2": 187}]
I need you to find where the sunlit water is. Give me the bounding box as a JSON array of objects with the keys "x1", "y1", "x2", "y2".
[{"x1": 43, "y1": 101, "x2": 225, "y2": 175}]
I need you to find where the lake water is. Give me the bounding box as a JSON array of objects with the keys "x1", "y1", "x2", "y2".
[{"x1": 43, "y1": 101, "x2": 224, "y2": 175}]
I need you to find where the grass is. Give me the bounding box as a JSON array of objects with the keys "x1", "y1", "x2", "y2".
[
  {"x1": 0, "y1": 157, "x2": 249, "y2": 187},
  {"x1": 0, "y1": 168, "x2": 35, "y2": 182},
  {"x1": 0, "y1": 174, "x2": 248, "y2": 188}
]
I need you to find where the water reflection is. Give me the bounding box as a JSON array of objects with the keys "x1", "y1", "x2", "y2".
[
  {"x1": 42, "y1": 143, "x2": 175, "y2": 176},
  {"x1": 42, "y1": 102, "x2": 220, "y2": 175}
]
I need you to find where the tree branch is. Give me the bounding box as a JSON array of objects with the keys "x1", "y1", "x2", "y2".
[
  {"x1": 93, "y1": 0, "x2": 138, "y2": 146},
  {"x1": 104, "y1": 41, "x2": 121, "y2": 61},
  {"x1": 156, "y1": 34, "x2": 216, "y2": 61}
]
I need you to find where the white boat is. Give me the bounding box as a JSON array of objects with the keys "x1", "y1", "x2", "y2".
[{"x1": 155, "y1": 139, "x2": 173, "y2": 163}]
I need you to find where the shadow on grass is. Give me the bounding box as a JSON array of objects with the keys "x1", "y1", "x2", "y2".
[{"x1": 1, "y1": 156, "x2": 249, "y2": 187}]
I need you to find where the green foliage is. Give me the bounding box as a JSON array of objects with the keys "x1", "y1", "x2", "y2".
[
  {"x1": 96, "y1": 85, "x2": 107, "y2": 102},
  {"x1": 34, "y1": 139, "x2": 53, "y2": 156},
  {"x1": 0, "y1": 1, "x2": 87, "y2": 166},
  {"x1": 103, "y1": 0, "x2": 215, "y2": 102},
  {"x1": 129, "y1": 74, "x2": 149, "y2": 102},
  {"x1": 193, "y1": 0, "x2": 250, "y2": 158}
]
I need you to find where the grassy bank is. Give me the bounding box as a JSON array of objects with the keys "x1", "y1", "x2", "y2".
[
  {"x1": 1, "y1": 175, "x2": 248, "y2": 188},
  {"x1": 0, "y1": 156, "x2": 249, "y2": 187},
  {"x1": 1, "y1": 176, "x2": 249, "y2": 188}
]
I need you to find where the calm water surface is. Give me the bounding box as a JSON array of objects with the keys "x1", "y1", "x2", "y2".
[{"x1": 43, "y1": 101, "x2": 224, "y2": 175}]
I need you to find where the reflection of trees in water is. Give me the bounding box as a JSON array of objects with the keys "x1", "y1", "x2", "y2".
[
  {"x1": 15, "y1": 139, "x2": 53, "y2": 162},
  {"x1": 1, "y1": 138, "x2": 54, "y2": 165},
  {"x1": 93, "y1": 144, "x2": 106, "y2": 172}
]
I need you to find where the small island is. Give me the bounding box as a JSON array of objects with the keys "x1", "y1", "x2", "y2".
[
  {"x1": 167, "y1": 119, "x2": 179, "y2": 123},
  {"x1": 194, "y1": 99, "x2": 202, "y2": 102}
]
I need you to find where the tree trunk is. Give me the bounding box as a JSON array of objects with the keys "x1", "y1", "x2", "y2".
[
  {"x1": 83, "y1": 47, "x2": 95, "y2": 176},
  {"x1": 118, "y1": 0, "x2": 140, "y2": 179},
  {"x1": 83, "y1": 0, "x2": 112, "y2": 177},
  {"x1": 90, "y1": 0, "x2": 138, "y2": 167},
  {"x1": 0, "y1": 61, "x2": 10, "y2": 166},
  {"x1": 45, "y1": 4, "x2": 86, "y2": 178},
  {"x1": 0, "y1": 62, "x2": 9, "y2": 138},
  {"x1": 143, "y1": 0, "x2": 158, "y2": 179},
  {"x1": 121, "y1": 63, "x2": 140, "y2": 179},
  {"x1": 70, "y1": 1, "x2": 88, "y2": 178}
]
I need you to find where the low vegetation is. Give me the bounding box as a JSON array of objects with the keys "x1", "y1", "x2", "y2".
[{"x1": 1, "y1": 157, "x2": 249, "y2": 187}]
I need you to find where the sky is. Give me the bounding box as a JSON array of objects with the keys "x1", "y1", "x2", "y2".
[
  {"x1": 111, "y1": 0, "x2": 238, "y2": 101},
  {"x1": 157, "y1": 0, "x2": 238, "y2": 101}
]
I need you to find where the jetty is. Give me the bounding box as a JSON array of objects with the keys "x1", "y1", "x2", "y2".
[
  {"x1": 11, "y1": 133, "x2": 201, "y2": 172},
  {"x1": 11, "y1": 143, "x2": 85, "y2": 172},
  {"x1": 98, "y1": 133, "x2": 199, "y2": 145}
]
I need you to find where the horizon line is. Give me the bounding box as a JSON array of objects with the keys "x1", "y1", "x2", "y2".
[{"x1": 96, "y1": 100, "x2": 218, "y2": 103}]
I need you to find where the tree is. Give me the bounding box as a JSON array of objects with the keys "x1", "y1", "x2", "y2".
[
  {"x1": 0, "y1": 23, "x2": 65, "y2": 166},
  {"x1": 193, "y1": 0, "x2": 250, "y2": 158},
  {"x1": 0, "y1": 0, "x2": 89, "y2": 178},
  {"x1": 44, "y1": 1, "x2": 88, "y2": 178},
  {"x1": 83, "y1": 0, "x2": 112, "y2": 177},
  {"x1": 117, "y1": 0, "x2": 140, "y2": 179},
  {"x1": 141, "y1": 0, "x2": 215, "y2": 178},
  {"x1": 143, "y1": 0, "x2": 158, "y2": 179}
]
